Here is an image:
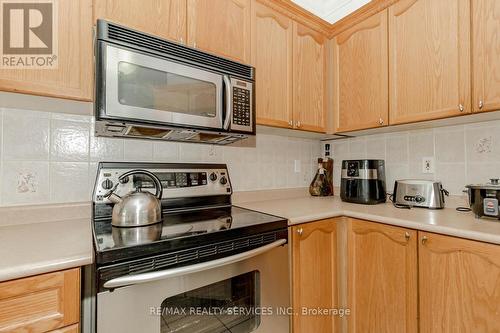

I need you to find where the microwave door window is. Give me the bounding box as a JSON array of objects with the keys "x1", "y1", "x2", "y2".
[{"x1": 117, "y1": 62, "x2": 217, "y2": 120}]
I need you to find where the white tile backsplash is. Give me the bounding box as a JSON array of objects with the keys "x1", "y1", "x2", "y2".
[
  {"x1": 0, "y1": 107, "x2": 320, "y2": 206},
  {"x1": 325, "y1": 121, "x2": 500, "y2": 195}
]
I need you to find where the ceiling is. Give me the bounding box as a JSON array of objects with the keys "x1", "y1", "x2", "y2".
[{"x1": 291, "y1": 0, "x2": 372, "y2": 24}]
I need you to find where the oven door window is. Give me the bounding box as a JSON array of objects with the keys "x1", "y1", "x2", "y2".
[
  {"x1": 118, "y1": 62, "x2": 217, "y2": 118},
  {"x1": 160, "y1": 271, "x2": 260, "y2": 333}
]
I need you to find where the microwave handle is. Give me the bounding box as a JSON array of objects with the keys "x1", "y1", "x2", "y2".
[
  {"x1": 103, "y1": 239, "x2": 286, "y2": 289},
  {"x1": 223, "y1": 75, "x2": 232, "y2": 130}
]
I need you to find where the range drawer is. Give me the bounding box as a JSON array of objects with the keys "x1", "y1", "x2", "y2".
[{"x1": 0, "y1": 268, "x2": 80, "y2": 333}]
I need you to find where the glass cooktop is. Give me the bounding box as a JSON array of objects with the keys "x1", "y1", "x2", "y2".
[{"x1": 93, "y1": 206, "x2": 287, "y2": 264}]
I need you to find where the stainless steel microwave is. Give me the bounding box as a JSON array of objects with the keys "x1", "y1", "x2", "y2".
[{"x1": 94, "y1": 20, "x2": 255, "y2": 145}]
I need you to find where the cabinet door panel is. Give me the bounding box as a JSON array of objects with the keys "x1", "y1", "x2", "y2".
[
  {"x1": 187, "y1": 0, "x2": 251, "y2": 63},
  {"x1": 472, "y1": 0, "x2": 500, "y2": 112},
  {"x1": 293, "y1": 23, "x2": 327, "y2": 133},
  {"x1": 419, "y1": 232, "x2": 500, "y2": 332},
  {"x1": 333, "y1": 10, "x2": 389, "y2": 132},
  {"x1": 252, "y1": 1, "x2": 293, "y2": 128},
  {"x1": 94, "y1": 0, "x2": 187, "y2": 43},
  {"x1": 0, "y1": 0, "x2": 93, "y2": 101},
  {"x1": 292, "y1": 219, "x2": 337, "y2": 333},
  {"x1": 347, "y1": 219, "x2": 417, "y2": 333},
  {"x1": 389, "y1": 0, "x2": 471, "y2": 124}
]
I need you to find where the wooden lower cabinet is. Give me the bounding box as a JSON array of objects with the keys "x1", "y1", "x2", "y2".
[
  {"x1": 291, "y1": 219, "x2": 338, "y2": 333},
  {"x1": 419, "y1": 231, "x2": 500, "y2": 333},
  {"x1": 0, "y1": 268, "x2": 80, "y2": 333},
  {"x1": 347, "y1": 219, "x2": 418, "y2": 333}
]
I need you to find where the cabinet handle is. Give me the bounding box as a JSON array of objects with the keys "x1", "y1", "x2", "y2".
[
  {"x1": 288, "y1": 120, "x2": 293, "y2": 127},
  {"x1": 459, "y1": 104, "x2": 464, "y2": 112},
  {"x1": 379, "y1": 118, "x2": 384, "y2": 125},
  {"x1": 405, "y1": 232, "x2": 410, "y2": 241},
  {"x1": 479, "y1": 100, "x2": 484, "y2": 110},
  {"x1": 421, "y1": 236, "x2": 428, "y2": 245},
  {"x1": 297, "y1": 228, "x2": 303, "y2": 236}
]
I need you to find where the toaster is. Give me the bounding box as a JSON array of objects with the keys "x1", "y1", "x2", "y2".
[{"x1": 393, "y1": 180, "x2": 448, "y2": 209}]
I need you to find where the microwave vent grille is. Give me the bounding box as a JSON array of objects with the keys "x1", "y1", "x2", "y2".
[{"x1": 105, "y1": 23, "x2": 254, "y2": 80}]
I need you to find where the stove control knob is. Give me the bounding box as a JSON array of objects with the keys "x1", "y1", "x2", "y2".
[
  {"x1": 120, "y1": 176, "x2": 130, "y2": 184},
  {"x1": 102, "y1": 179, "x2": 114, "y2": 190},
  {"x1": 220, "y1": 176, "x2": 228, "y2": 185},
  {"x1": 209, "y1": 172, "x2": 218, "y2": 182}
]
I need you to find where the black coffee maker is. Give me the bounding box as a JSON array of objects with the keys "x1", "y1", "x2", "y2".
[{"x1": 340, "y1": 159, "x2": 386, "y2": 204}]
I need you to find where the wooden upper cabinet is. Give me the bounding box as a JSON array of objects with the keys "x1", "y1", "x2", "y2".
[
  {"x1": 252, "y1": 0, "x2": 293, "y2": 128},
  {"x1": 347, "y1": 219, "x2": 417, "y2": 333},
  {"x1": 472, "y1": 0, "x2": 500, "y2": 113},
  {"x1": 293, "y1": 23, "x2": 327, "y2": 133},
  {"x1": 333, "y1": 10, "x2": 389, "y2": 133},
  {"x1": 93, "y1": 0, "x2": 187, "y2": 43},
  {"x1": 187, "y1": 0, "x2": 251, "y2": 63},
  {"x1": 388, "y1": 0, "x2": 471, "y2": 124},
  {"x1": 0, "y1": 268, "x2": 80, "y2": 333},
  {"x1": 0, "y1": 0, "x2": 93, "y2": 101},
  {"x1": 292, "y1": 219, "x2": 337, "y2": 333},
  {"x1": 419, "y1": 232, "x2": 500, "y2": 332}
]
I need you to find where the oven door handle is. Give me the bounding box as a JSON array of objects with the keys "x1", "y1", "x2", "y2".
[
  {"x1": 222, "y1": 74, "x2": 232, "y2": 130},
  {"x1": 103, "y1": 239, "x2": 286, "y2": 289}
]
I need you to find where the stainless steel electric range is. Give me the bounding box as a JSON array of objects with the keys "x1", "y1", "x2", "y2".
[{"x1": 82, "y1": 162, "x2": 290, "y2": 333}]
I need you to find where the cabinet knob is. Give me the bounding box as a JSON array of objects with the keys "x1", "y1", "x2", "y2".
[
  {"x1": 297, "y1": 228, "x2": 303, "y2": 236},
  {"x1": 379, "y1": 118, "x2": 384, "y2": 125},
  {"x1": 405, "y1": 232, "x2": 410, "y2": 241},
  {"x1": 296, "y1": 121, "x2": 301, "y2": 128},
  {"x1": 479, "y1": 100, "x2": 484, "y2": 110},
  {"x1": 288, "y1": 120, "x2": 293, "y2": 127},
  {"x1": 421, "y1": 235, "x2": 428, "y2": 245},
  {"x1": 459, "y1": 104, "x2": 464, "y2": 112}
]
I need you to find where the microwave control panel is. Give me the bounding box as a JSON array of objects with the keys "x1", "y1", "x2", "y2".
[{"x1": 230, "y1": 78, "x2": 253, "y2": 133}]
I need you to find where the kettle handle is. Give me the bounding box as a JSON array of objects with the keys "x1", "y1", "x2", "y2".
[{"x1": 119, "y1": 169, "x2": 163, "y2": 200}]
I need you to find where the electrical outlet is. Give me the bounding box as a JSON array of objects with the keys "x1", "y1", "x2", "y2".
[
  {"x1": 294, "y1": 160, "x2": 301, "y2": 173},
  {"x1": 422, "y1": 157, "x2": 435, "y2": 174}
]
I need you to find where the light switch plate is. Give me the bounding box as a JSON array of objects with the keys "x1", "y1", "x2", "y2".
[
  {"x1": 422, "y1": 157, "x2": 435, "y2": 174},
  {"x1": 294, "y1": 160, "x2": 301, "y2": 173}
]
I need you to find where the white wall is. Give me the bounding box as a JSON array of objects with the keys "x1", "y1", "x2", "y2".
[
  {"x1": 0, "y1": 107, "x2": 321, "y2": 206},
  {"x1": 324, "y1": 121, "x2": 500, "y2": 195}
]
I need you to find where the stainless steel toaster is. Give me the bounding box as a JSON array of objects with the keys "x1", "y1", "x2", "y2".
[{"x1": 393, "y1": 180, "x2": 448, "y2": 209}]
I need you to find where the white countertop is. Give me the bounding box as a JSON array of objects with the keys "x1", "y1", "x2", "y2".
[
  {"x1": 236, "y1": 193, "x2": 500, "y2": 245},
  {"x1": 0, "y1": 203, "x2": 93, "y2": 282}
]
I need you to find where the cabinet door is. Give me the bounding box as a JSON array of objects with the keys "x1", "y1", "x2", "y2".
[
  {"x1": 388, "y1": 0, "x2": 471, "y2": 124},
  {"x1": 347, "y1": 219, "x2": 417, "y2": 333},
  {"x1": 187, "y1": 0, "x2": 251, "y2": 63},
  {"x1": 94, "y1": 0, "x2": 187, "y2": 43},
  {"x1": 0, "y1": 268, "x2": 80, "y2": 332},
  {"x1": 333, "y1": 10, "x2": 389, "y2": 133},
  {"x1": 419, "y1": 232, "x2": 500, "y2": 332},
  {"x1": 472, "y1": 0, "x2": 500, "y2": 112},
  {"x1": 0, "y1": 0, "x2": 93, "y2": 101},
  {"x1": 292, "y1": 219, "x2": 337, "y2": 333},
  {"x1": 293, "y1": 23, "x2": 327, "y2": 133},
  {"x1": 252, "y1": 1, "x2": 293, "y2": 129}
]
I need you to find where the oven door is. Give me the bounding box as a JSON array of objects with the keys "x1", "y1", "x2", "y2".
[
  {"x1": 96, "y1": 241, "x2": 290, "y2": 333},
  {"x1": 99, "y1": 42, "x2": 225, "y2": 130}
]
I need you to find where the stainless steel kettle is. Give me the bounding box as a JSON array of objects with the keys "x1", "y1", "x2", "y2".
[{"x1": 104, "y1": 170, "x2": 163, "y2": 227}]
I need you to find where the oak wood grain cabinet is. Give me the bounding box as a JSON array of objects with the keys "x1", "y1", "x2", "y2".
[
  {"x1": 472, "y1": 0, "x2": 500, "y2": 113},
  {"x1": 187, "y1": 0, "x2": 251, "y2": 63},
  {"x1": 347, "y1": 219, "x2": 418, "y2": 333},
  {"x1": 291, "y1": 219, "x2": 338, "y2": 333},
  {"x1": 93, "y1": 0, "x2": 187, "y2": 43},
  {"x1": 418, "y1": 231, "x2": 500, "y2": 333},
  {"x1": 292, "y1": 22, "x2": 327, "y2": 133},
  {"x1": 251, "y1": 0, "x2": 293, "y2": 129},
  {"x1": 388, "y1": 0, "x2": 471, "y2": 124},
  {"x1": 0, "y1": 268, "x2": 80, "y2": 333},
  {"x1": 0, "y1": 0, "x2": 93, "y2": 101},
  {"x1": 333, "y1": 9, "x2": 389, "y2": 133}
]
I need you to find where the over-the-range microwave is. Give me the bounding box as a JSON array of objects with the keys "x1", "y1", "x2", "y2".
[{"x1": 94, "y1": 20, "x2": 255, "y2": 145}]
